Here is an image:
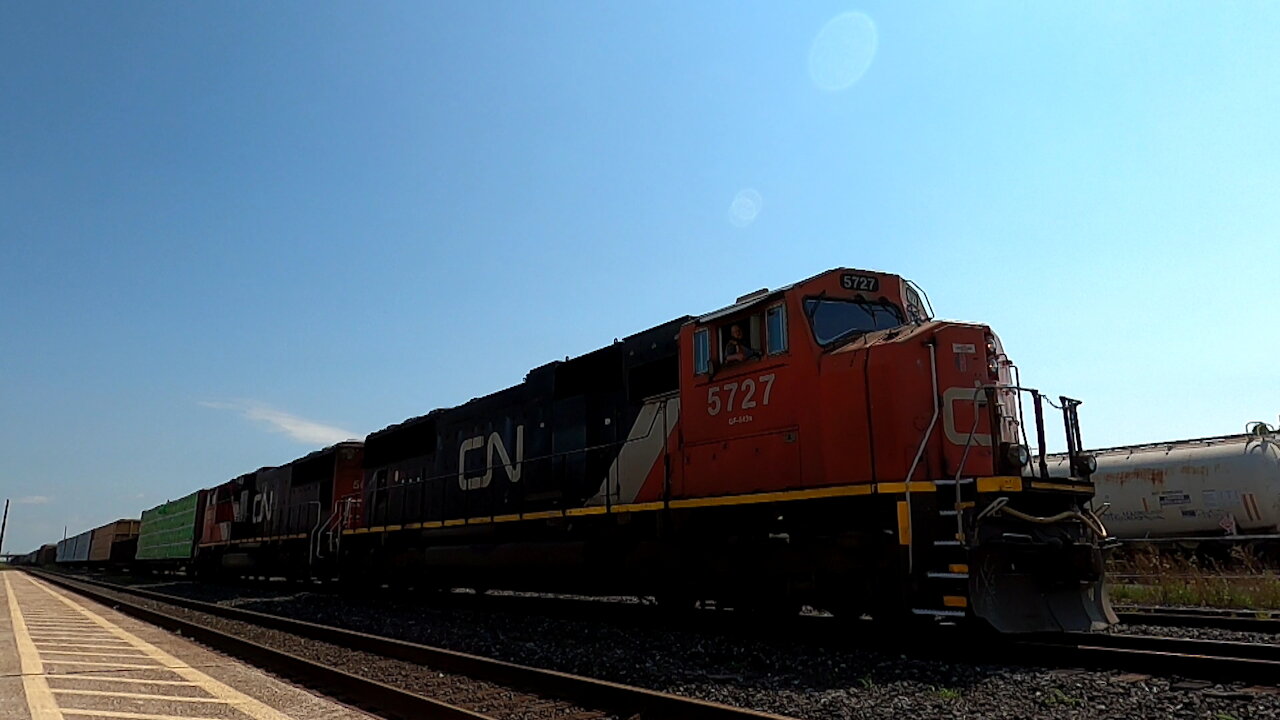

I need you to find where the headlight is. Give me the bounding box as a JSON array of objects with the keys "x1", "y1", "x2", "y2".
[
  {"x1": 1073, "y1": 454, "x2": 1098, "y2": 476},
  {"x1": 1003, "y1": 443, "x2": 1030, "y2": 469}
]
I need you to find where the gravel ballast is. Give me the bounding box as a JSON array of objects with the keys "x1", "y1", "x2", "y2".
[{"x1": 55, "y1": 573, "x2": 1280, "y2": 720}]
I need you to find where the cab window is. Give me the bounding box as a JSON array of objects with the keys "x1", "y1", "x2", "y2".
[
  {"x1": 804, "y1": 298, "x2": 903, "y2": 345},
  {"x1": 720, "y1": 315, "x2": 762, "y2": 364},
  {"x1": 765, "y1": 304, "x2": 787, "y2": 354},
  {"x1": 905, "y1": 284, "x2": 930, "y2": 322},
  {"x1": 693, "y1": 328, "x2": 710, "y2": 374}
]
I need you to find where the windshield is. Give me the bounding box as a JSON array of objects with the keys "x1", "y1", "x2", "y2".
[{"x1": 804, "y1": 298, "x2": 904, "y2": 345}]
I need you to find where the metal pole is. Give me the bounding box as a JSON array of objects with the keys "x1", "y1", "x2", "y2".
[{"x1": 0, "y1": 499, "x2": 9, "y2": 556}]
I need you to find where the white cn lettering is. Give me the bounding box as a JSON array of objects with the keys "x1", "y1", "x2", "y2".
[
  {"x1": 252, "y1": 489, "x2": 276, "y2": 523},
  {"x1": 459, "y1": 425, "x2": 525, "y2": 490}
]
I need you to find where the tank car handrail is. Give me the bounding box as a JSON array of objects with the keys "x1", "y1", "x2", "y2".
[
  {"x1": 1047, "y1": 433, "x2": 1278, "y2": 459},
  {"x1": 1050, "y1": 420, "x2": 1279, "y2": 458}
]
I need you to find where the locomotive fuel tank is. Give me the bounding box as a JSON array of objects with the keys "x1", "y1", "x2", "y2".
[{"x1": 1049, "y1": 429, "x2": 1280, "y2": 539}]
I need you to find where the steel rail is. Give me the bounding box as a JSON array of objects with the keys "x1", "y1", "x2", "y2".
[
  {"x1": 26, "y1": 569, "x2": 798, "y2": 720},
  {"x1": 1117, "y1": 607, "x2": 1280, "y2": 634},
  {"x1": 1017, "y1": 632, "x2": 1280, "y2": 686}
]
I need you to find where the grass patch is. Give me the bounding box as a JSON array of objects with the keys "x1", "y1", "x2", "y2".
[
  {"x1": 1042, "y1": 688, "x2": 1079, "y2": 707},
  {"x1": 1107, "y1": 545, "x2": 1280, "y2": 610}
]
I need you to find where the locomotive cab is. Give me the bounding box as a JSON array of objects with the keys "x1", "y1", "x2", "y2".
[{"x1": 677, "y1": 267, "x2": 1115, "y2": 633}]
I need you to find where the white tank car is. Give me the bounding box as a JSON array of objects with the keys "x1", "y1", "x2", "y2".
[{"x1": 1047, "y1": 426, "x2": 1280, "y2": 539}]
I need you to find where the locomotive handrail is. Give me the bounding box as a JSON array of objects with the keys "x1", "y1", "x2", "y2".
[
  {"x1": 972, "y1": 383, "x2": 1082, "y2": 482},
  {"x1": 951, "y1": 385, "x2": 992, "y2": 540},
  {"x1": 307, "y1": 501, "x2": 326, "y2": 565},
  {"x1": 903, "y1": 341, "x2": 940, "y2": 573},
  {"x1": 1007, "y1": 361, "x2": 1032, "y2": 454}
]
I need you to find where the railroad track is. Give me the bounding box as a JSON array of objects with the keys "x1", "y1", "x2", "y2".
[
  {"x1": 26, "y1": 569, "x2": 796, "y2": 720},
  {"x1": 31, "y1": 569, "x2": 1280, "y2": 698},
  {"x1": 1116, "y1": 605, "x2": 1280, "y2": 633},
  {"x1": 63, "y1": 569, "x2": 1280, "y2": 638},
  {"x1": 1015, "y1": 632, "x2": 1280, "y2": 686}
]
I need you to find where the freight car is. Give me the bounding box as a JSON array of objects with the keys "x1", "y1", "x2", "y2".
[
  {"x1": 89, "y1": 519, "x2": 142, "y2": 565},
  {"x1": 50, "y1": 520, "x2": 140, "y2": 570},
  {"x1": 55, "y1": 529, "x2": 94, "y2": 566},
  {"x1": 1049, "y1": 423, "x2": 1280, "y2": 540},
  {"x1": 10, "y1": 544, "x2": 56, "y2": 567},
  {"x1": 135, "y1": 492, "x2": 204, "y2": 571},
  {"x1": 335, "y1": 267, "x2": 1113, "y2": 633}
]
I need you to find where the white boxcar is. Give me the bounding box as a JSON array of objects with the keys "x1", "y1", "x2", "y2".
[{"x1": 1048, "y1": 433, "x2": 1280, "y2": 539}]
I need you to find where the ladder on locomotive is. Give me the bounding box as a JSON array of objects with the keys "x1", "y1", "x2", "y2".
[{"x1": 914, "y1": 476, "x2": 974, "y2": 622}]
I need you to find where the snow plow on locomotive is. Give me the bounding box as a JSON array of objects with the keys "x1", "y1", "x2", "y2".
[{"x1": 342, "y1": 267, "x2": 1116, "y2": 633}]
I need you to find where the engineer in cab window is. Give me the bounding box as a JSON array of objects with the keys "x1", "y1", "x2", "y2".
[{"x1": 723, "y1": 323, "x2": 759, "y2": 363}]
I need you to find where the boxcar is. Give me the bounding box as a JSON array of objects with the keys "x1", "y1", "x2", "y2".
[{"x1": 135, "y1": 492, "x2": 204, "y2": 570}]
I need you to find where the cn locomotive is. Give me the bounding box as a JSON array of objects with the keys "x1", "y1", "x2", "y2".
[{"x1": 37, "y1": 267, "x2": 1116, "y2": 633}]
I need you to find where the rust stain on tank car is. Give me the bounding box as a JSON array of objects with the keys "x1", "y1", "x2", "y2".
[{"x1": 1101, "y1": 468, "x2": 1166, "y2": 486}]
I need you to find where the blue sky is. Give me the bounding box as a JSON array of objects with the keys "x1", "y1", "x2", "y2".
[{"x1": 2, "y1": 3, "x2": 1278, "y2": 553}]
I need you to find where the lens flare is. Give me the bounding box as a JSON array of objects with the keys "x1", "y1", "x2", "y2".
[
  {"x1": 809, "y1": 12, "x2": 878, "y2": 92},
  {"x1": 728, "y1": 189, "x2": 763, "y2": 227}
]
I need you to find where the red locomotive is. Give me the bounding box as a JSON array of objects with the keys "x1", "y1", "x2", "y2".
[
  {"x1": 64, "y1": 267, "x2": 1116, "y2": 633},
  {"x1": 337, "y1": 267, "x2": 1114, "y2": 632}
]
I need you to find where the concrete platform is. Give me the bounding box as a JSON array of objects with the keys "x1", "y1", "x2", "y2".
[{"x1": 1, "y1": 570, "x2": 376, "y2": 720}]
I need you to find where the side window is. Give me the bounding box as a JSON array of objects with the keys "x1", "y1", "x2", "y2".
[
  {"x1": 693, "y1": 328, "x2": 710, "y2": 374},
  {"x1": 766, "y1": 305, "x2": 787, "y2": 354}
]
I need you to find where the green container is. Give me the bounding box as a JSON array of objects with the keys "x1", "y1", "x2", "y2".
[{"x1": 135, "y1": 492, "x2": 200, "y2": 561}]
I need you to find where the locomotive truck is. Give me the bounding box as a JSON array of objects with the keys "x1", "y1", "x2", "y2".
[{"x1": 50, "y1": 267, "x2": 1117, "y2": 633}]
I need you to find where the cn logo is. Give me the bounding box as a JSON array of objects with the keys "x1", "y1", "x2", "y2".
[
  {"x1": 252, "y1": 489, "x2": 276, "y2": 523},
  {"x1": 458, "y1": 425, "x2": 524, "y2": 490}
]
